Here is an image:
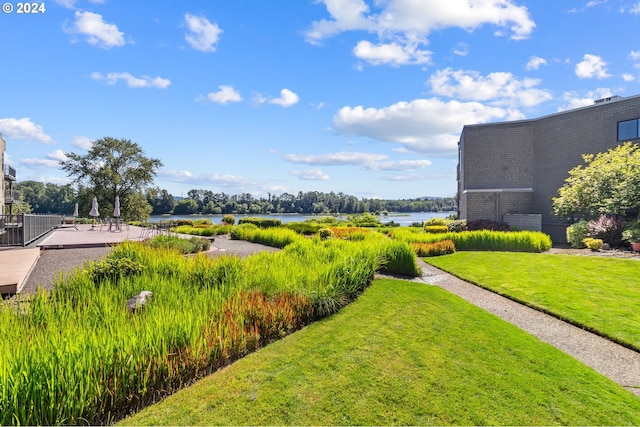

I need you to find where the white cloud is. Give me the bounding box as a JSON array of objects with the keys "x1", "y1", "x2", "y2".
[
  {"x1": 307, "y1": 0, "x2": 534, "y2": 42},
  {"x1": 184, "y1": 13, "x2": 222, "y2": 53},
  {"x1": 365, "y1": 159, "x2": 432, "y2": 171},
  {"x1": 284, "y1": 151, "x2": 387, "y2": 166},
  {"x1": 626, "y1": 2, "x2": 640, "y2": 14},
  {"x1": 428, "y1": 68, "x2": 552, "y2": 108},
  {"x1": 526, "y1": 56, "x2": 547, "y2": 70},
  {"x1": 305, "y1": 0, "x2": 534, "y2": 65},
  {"x1": 558, "y1": 88, "x2": 613, "y2": 111},
  {"x1": 67, "y1": 11, "x2": 125, "y2": 49},
  {"x1": 623, "y1": 73, "x2": 635, "y2": 82},
  {"x1": 290, "y1": 169, "x2": 330, "y2": 181},
  {"x1": 575, "y1": 54, "x2": 611, "y2": 79},
  {"x1": 21, "y1": 149, "x2": 68, "y2": 169},
  {"x1": 630, "y1": 50, "x2": 640, "y2": 61},
  {"x1": 0, "y1": 117, "x2": 53, "y2": 143},
  {"x1": 453, "y1": 43, "x2": 469, "y2": 57},
  {"x1": 269, "y1": 89, "x2": 299, "y2": 107},
  {"x1": 159, "y1": 169, "x2": 285, "y2": 194},
  {"x1": 91, "y1": 72, "x2": 171, "y2": 89},
  {"x1": 353, "y1": 40, "x2": 431, "y2": 66},
  {"x1": 72, "y1": 136, "x2": 93, "y2": 150},
  {"x1": 333, "y1": 98, "x2": 522, "y2": 156},
  {"x1": 202, "y1": 85, "x2": 242, "y2": 104}
]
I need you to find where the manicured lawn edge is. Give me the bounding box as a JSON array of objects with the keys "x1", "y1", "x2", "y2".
[{"x1": 424, "y1": 252, "x2": 640, "y2": 353}]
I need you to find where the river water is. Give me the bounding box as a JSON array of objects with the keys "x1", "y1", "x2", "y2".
[{"x1": 149, "y1": 211, "x2": 455, "y2": 226}]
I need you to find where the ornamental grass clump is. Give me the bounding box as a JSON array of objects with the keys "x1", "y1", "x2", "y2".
[
  {"x1": 412, "y1": 240, "x2": 456, "y2": 257},
  {"x1": 230, "y1": 225, "x2": 302, "y2": 248}
]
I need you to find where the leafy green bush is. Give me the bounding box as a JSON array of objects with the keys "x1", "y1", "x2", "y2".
[
  {"x1": 583, "y1": 237, "x2": 604, "y2": 251},
  {"x1": 346, "y1": 213, "x2": 383, "y2": 228},
  {"x1": 412, "y1": 240, "x2": 456, "y2": 257},
  {"x1": 89, "y1": 256, "x2": 145, "y2": 284},
  {"x1": 221, "y1": 214, "x2": 235, "y2": 226},
  {"x1": 424, "y1": 217, "x2": 447, "y2": 226},
  {"x1": 174, "y1": 224, "x2": 230, "y2": 237},
  {"x1": 447, "y1": 219, "x2": 467, "y2": 232},
  {"x1": 566, "y1": 220, "x2": 589, "y2": 248},
  {"x1": 238, "y1": 217, "x2": 282, "y2": 228}
]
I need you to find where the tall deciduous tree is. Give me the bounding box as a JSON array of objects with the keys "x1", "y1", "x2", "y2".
[
  {"x1": 60, "y1": 137, "x2": 162, "y2": 220},
  {"x1": 552, "y1": 142, "x2": 640, "y2": 219}
]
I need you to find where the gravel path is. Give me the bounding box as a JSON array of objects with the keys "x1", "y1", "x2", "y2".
[{"x1": 19, "y1": 240, "x2": 640, "y2": 397}]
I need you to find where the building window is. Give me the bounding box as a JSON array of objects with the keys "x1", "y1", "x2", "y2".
[{"x1": 618, "y1": 119, "x2": 640, "y2": 141}]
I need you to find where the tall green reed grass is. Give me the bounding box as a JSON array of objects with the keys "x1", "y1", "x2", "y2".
[
  {"x1": 390, "y1": 228, "x2": 552, "y2": 252},
  {"x1": 1, "y1": 234, "x2": 409, "y2": 425}
]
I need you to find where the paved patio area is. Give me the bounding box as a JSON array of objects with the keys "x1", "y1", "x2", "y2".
[
  {"x1": 37, "y1": 223, "x2": 148, "y2": 249},
  {"x1": 0, "y1": 223, "x2": 150, "y2": 294}
]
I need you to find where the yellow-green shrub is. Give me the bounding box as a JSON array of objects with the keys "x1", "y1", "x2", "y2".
[{"x1": 412, "y1": 240, "x2": 456, "y2": 257}]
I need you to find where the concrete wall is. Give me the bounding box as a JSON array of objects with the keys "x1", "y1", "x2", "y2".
[{"x1": 458, "y1": 95, "x2": 640, "y2": 244}]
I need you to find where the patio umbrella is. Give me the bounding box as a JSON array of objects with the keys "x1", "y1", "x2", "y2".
[
  {"x1": 73, "y1": 202, "x2": 79, "y2": 218},
  {"x1": 113, "y1": 195, "x2": 120, "y2": 217},
  {"x1": 89, "y1": 197, "x2": 99, "y2": 230},
  {"x1": 89, "y1": 197, "x2": 99, "y2": 217}
]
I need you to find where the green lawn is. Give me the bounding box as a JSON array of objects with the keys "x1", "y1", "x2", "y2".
[
  {"x1": 426, "y1": 252, "x2": 640, "y2": 350},
  {"x1": 122, "y1": 278, "x2": 640, "y2": 426}
]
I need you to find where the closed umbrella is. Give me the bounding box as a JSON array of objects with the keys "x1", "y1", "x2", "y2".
[
  {"x1": 73, "y1": 202, "x2": 79, "y2": 217},
  {"x1": 113, "y1": 195, "x2": 121, "y2": 232},
  {"x1": 89, "y1": 197, "x2": 99, "y2": 230}
]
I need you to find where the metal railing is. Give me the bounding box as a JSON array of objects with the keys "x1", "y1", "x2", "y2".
[
  {"x1": 4, "y1": 165, "x2": 16, "y2": 181},
  {"x1": 3, "y1": 190, "x2": 19, "y2": 203},
  {"x1": 0, "y1": 214, "x2": 62, "y2": 247}
]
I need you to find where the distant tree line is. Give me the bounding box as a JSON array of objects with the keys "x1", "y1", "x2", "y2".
[
  {"x1": 15, "y1": 182, "x2": 456, "y2": 216},
  {"x1": 145, "y1": 188, "x2": 456, "y2": 215}
]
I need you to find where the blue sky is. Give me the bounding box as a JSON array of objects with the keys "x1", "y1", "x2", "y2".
[{"x1": 2, "y1": 0, "x2": 640, "y2": 199}]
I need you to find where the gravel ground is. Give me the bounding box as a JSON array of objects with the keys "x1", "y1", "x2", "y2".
[{"x1": 17, "y1": 240, "x2": 640, "y2": 397}]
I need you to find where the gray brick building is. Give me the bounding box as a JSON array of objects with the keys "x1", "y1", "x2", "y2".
[{"x1": 457, "y1": 94, "x2": 640, "y2": 243}]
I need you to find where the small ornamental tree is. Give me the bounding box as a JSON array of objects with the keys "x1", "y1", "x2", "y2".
[
  {"x1": 552, "y1": 142, "x2": 640, "y2": 219},
  {"x1": 61, "y1": 137, "x2": 162, "y2": 220}
]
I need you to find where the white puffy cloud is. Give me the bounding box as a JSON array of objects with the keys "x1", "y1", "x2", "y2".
[
  {"x1": 290, "y1": 169, "x2": 330, "y2": 181},
  {"x1": 91, "y1": 72, "x2": 171, "y2": 88},
  {"x1": 353, "y1": 40, "x2": 431, "y2": 66},
  {"x1": 22, "y1": 150, "x2": 68, "y2": 169},
  {"x1": 67, "y1": 11, "x2": 125, "y2": 49},
  {"x1": 305, "y1": 0, "x2": 534, "y2": 66},
  {"x1": 428, "y1": 68, "x2": 552, "y2": 107},
  {"x1": 333, "y1": 98, "x2": 522, "y2": 156},
  {"x1": 284, "y1": 151, "x2": 387, "y2": 166},
  {"x1": 202, "y1": 85, "x2": 242, "y2": 104},
  {"x1": 269, "y1": 89, "x2": 299, "y2": 107},
  {"x1": 0, "y1": 117, "x2": 53, "y2": 143},
  {"x1": 184, "y1": 14, "x2": 222, "y2": 53},
  {"x1": 306, "y1": 0, "x2": 534, "y2": 42},
  {"x1": 159, "y1": 169, "x2": 285, "y2": 194},
  {"x1": 526, "y1": 56, "x2": 547, "y2": 70},
  {"x1": 72, "y1": 136, "x2": 93, "y2": 150},
  {"x1": 558, "y1": 88, "x2": 613, "y2": 111},
  {"x1": 575, "y1": 54, "x2": 611, "y2": 79}
]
